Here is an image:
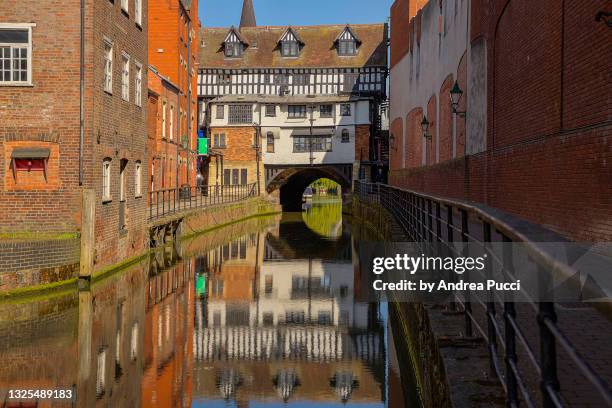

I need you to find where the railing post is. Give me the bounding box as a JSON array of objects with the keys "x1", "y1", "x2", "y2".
[
  {"x1": 483, "y1": 222, "x2": 498, "y2": 375},
  {"x1": 538, "y1": 262, "x2": 560, "y2": 408},
  {"x1": 427, "y1": 200, "x2": 433, "y2": 242},
  {"x1": 460, "y1": 209, "x2": 473, "y2": 337},
  {"x1": 502, "y1": 234, "x2": 519, "y2": 408},
  {"x1": 447, "y1": 205, "x2": 456, "y2": 311}
]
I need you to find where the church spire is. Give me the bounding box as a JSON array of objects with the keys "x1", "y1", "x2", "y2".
[{"x1": 240, "y1": 0, "x2": 257, "y2": 28}]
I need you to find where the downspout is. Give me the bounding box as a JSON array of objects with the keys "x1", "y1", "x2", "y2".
[
  {"x1": 79, "y1": 0, "x2": 85, "y2": 185},
  {"x1": 187, "y1": 17, "x2": 192, "y2": 186},
  {"x1": 175, "y1": 8, "x2": 181, "y2": 189}
]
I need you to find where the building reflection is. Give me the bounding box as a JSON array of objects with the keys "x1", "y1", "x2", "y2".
[{"x1": 192, "y1": 227, "x2": 386, "y2": 407}]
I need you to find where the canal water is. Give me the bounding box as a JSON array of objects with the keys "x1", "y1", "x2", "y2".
[{"x1": 0, "y1": 200, "x2": 412, "y2": 407}]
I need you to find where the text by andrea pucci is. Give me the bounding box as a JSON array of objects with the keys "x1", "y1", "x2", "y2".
[{"x1": 371, "y1": 253, "x2": 521, "y2": 293}]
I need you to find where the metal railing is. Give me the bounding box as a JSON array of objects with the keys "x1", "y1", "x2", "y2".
[
  {"x1": 148, "y1": 183, "x2": 257, "y2": 221},
  {"x1": 355, "y1": 181, "x2": 612, "y2": 408}
]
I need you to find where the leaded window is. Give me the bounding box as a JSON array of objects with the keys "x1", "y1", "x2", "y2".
[
  {"x1": 293, "y1": 136, "x2": 332, "y2": 153},
  {"x1": 294, "y1": 74, "x2": 310, "y2": 85},
  {"x1": 320, "y1": 104, "x2": 333, "y2": 118},
  {"x1": 228, "y1": 104, "x2": 252, "y2": 124},
  {"x1": 288, "y1": 105, "x2": 307, "y2": 119}
]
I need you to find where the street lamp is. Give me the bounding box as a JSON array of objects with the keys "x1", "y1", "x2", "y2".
[
  {"x1": 450, "y1": 81, "x2": 466, "y2": 117},
  {"x1": 421, "y1": 116, "x2": 432, "y2": 140}
]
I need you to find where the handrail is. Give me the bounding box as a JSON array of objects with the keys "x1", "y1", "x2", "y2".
[
  {"x1": 148, "y1": 183, "x2": 258, "y2": 221},
  {"x1": 355, "y1": 180, "x2": 612, "y2": 408}
]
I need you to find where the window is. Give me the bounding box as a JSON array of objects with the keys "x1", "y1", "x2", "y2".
[
  {"x1": 343, "y1": 73, "x2": 359, "y2": 92},
  {"x1": 340, "y1": 103, "x2": 351, "y2": 116},
  {"x1": 102, "y1": 158, "x2": 111, "y2": 201},
  {"x1": 293, "y1": 136, "x2": 332, "y2": 153},
  {"x1": 231, "y1": 169, "x2": 239, "y2": 185},
  {"x1": 341, "y1": 129, "x2": 350, "y2": 143},
  {"x1": 213, "y1": 133, "x2": 226, "y2": 148},
  {"x1": 228, "y1": 104, "x2": 252, "y2": 124},
  {"x1": 293, "y1": 73, "x2": 310, "y2": 85},
  {"x1": 266, "y1": 132, "x2": 275, "y2": 153},
  {"x1": 338, "y1": 39, "x2": 357, "y2": 56},
  {"x1": 216, "y1": 104, "x2": 224, "y2": 119},
  {"x1": 96, "y1": 349, "x2": 107, "y2": 397},
  {"x1": 119, "y1": 159, "x2": 127, "y2": 202},
  {"x1": 169, "y1": 105, "x2": 174, "y2": 140},
  {"x1": 161, "y1": 101, "x2": 167, "y2": 138},
  {"x1": 0, "y1": 25, "x2": 32, "y2": 85},
  {"x1": 281, "y1": 40, "x2": 299, "y2": 57},
  {"x1": 103, "y1": 40, "x2": 113, "y2": 93},
  {"x1": 224, "y1": 41, "x2": 243, "y2": 58},
  {"x1": 135, "y1": 0, "x2": 142, "y2": 26},
  {"x1": 130, "y1": 323, "x2": 138, "y2": 361},
  {"x1": 134, "y1": 62, "x2": 142, "y2": 106},
  {"x1": 320, "y1": 104, "x2": 333, "y2": 118},
  {"x1": 121, "y1": 53, "x2": 130, "y2": 101},
  {"x1": 265, "y1": 275, "x2": 273, "y2": 294},
  {"x1": 121, "y1": 0, "x2": 128, "y2": 14},
  {"x1": 263, "y1": 73, "x2": 271, "y2": 84},
  {"x1": 216, "y1": 73, "x2": 231, "y2": 85},
  {"x1": 265, "y1": 104, "x2": 276, "y2": 117},
  {"x1": 223, "y1": 169, "x2": 230, "y2": 185},
  {"x1": 288, "y1": 105, "x2": 307, "y2": 119},
  {"x1": 274, "y1": 74, "x2": 289, "y2": 85},
  {"x1": 240, "y1": 169, "x2": 248, "y2": 185},
  {"x1": 134, "y1": 161, "x2": 142, "y2": 197},
  {"x1": 262, "y1": 313, "x2": 274, "y2": 326}
]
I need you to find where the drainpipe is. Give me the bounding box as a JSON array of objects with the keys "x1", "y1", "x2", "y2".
[
  {"x1": 79, "y1": 0, "x2": 85, "y2": 186},
  {"x1": 186, "y1": 17, "x2": 192, "y2": 186}
]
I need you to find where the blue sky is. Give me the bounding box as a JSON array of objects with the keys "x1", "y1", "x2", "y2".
[{"x1": 199, "y1": 0, "x2": 394, "y2": 27}]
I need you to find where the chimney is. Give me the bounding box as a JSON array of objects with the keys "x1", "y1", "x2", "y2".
[{"x1": 240, "y1": 0, "x2": 257, "y2": 28}]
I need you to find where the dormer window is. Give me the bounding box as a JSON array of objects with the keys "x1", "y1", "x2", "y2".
[
  {"x1": 278, "y1": 27, "x2": 303, "y2": 58},
  {"x1": 223, "y1": 27, "x2": 246, "y2": 58},
  {"x1": 336, "y1": 26, "x2": 361, "y2": 56}
]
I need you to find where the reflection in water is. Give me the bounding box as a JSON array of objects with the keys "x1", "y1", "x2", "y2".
[{"x1": 0, "y1": 204, "x2": 406, "y2": 407}]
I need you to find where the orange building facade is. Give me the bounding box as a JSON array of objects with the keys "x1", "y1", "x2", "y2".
[{"x1": 148, "y1": 0, "x2": 201, "y2": 190}]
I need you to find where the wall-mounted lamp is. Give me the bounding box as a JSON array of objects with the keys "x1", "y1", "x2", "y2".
[
  {"x1": 595, "y1": 11, "x2": 612, "y2": 27},
  {"x1": 450, "y1": 81, "x2": 466, "y2": 117},
  {"x1": 421, "y1": 116, "x2": 432, "y2": 140}
]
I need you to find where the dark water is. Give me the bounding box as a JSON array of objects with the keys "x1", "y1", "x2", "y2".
[{"x1": 0, "y1": 201, "x2": 408, "y2": 407}]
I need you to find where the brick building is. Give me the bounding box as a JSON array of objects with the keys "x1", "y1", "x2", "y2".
[
  {"x1": 0, "y1": 0, "x2": 149, "y2": 272},
  {"x1": 147, "y1": 66, "x2": 180, "y2": 191},
  {"x1": 198, "y1": 0, "x2": 388, "y2": 206},
  {"x1": 148, "y1": 0, "x2": 200, "y2": 190},
  {"x1": 389, "y1": 0, "x2": 612, "y2": 242}
]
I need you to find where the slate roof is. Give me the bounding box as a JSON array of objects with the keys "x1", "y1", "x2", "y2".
[{"x1": 200, "y1": 24, "x2": 388, "y2": 69}]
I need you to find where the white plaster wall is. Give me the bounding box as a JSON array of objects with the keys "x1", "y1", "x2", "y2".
[{"x1": 390, "y1": 0, "x2": 470, "y2": 164}]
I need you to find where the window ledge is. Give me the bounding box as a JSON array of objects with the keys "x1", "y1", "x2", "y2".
[
  {"x1": 102, "y1": 198, "x2": 112, "y2": 204},
  {"x1": 135, "y1": 195, "x2": 142, "y2": 199},
  {"x1": 104, "y1": 89, "x2": 113, "y2": 96},
  {"x1": 0, "y1": 82, "x2": 33, "y2": 87}
]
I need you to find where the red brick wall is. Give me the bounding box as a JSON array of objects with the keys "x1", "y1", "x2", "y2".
[
  {"x1": 389, "y1": 118, "x2": 403, "y2": 170},
  {"x1": 0, "y1": 1, "x2": 82, "y2": 234},
  {"x1": 439, "y1": 75, "x2": 453, "y2": 162},
  {"x1": 355, "y1": 125, "x2": 371, "y2": 161},
  {"x1": 456, "y1": 52, "x2": 467, "y2": 157},
  {"x1": 405, "y1": 108, "x2": 423, "y2": 168},
  {"x1": 390, "y1": 0, "x2": 612, "y2": 242},
  {"x1": 390, "y1": 0, "x2": 428, "y2": 68},
  {"x1": 426, "y1": 94, "x2": 436, "y2": 166}
]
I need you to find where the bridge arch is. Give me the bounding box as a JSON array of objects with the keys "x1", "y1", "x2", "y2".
[{"x1": 265, "y1": 164, "x2": 353, "y2": 211}]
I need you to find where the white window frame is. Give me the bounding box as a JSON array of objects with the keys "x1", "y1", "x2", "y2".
[
  {"x1": 121, "y1": 0, "x2": 129, "y2": 14},
  {"x1": 134, "y1": 0, "x2": 142, "y2": 26},
  {"x1": 0, "y1": 23, "x2": 35, "y2": 86},
  {"x1": 103, "y1": 37, "x2": 113, "y2": 94},
  {"x1": 134, "y1": 160, "x2": 142, "y2": 197},
  {"x1": 169, "y1": 105, "x2": 174, "y2": 140},
  {"x1": 102, "y1": 158, "x2": 112, "y2": 202},
  {"x1": 162, "y1": 101, "x2": 167, "y2": 139},
  {"x1": 121, "y1": 52, "x2": 130, "y2": 101},
  {"x1": 134, "y1": 61, "x2": 142, "y2": 107}
]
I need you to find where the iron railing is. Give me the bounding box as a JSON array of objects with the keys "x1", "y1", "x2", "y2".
[
  {"x1": 148, "y1": 183, "x2": 257, "y2": 221},
  {"x1": 355, "y1": 181, "x2": 612, "y2": 408}
]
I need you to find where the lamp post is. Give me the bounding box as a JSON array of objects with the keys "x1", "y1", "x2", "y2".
[
  {"x1": 450, "y1": 81, "x2": 466, "y2": 118},
  {"x1": 421, "y1": 116, "x2": 432, "y2": 140}
]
